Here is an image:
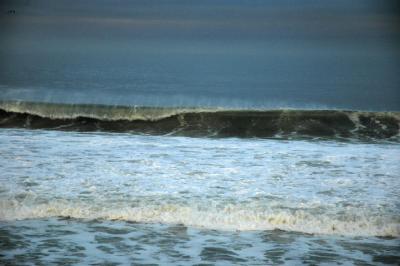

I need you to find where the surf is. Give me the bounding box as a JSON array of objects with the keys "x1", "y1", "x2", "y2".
[{"x1": 1, "y1": 101, "x2": 399, "y2": 140}]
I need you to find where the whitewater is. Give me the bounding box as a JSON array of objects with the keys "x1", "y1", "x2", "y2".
[{"x1": 1, "y1": 127, "x2": 399, "y2": 264}]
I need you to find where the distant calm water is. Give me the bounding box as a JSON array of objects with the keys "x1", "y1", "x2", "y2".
[{"x1": 1, "y1": 40, "x2": 399, "y2": 110}]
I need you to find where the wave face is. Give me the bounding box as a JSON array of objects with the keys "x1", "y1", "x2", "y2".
[{"x1": 0, "y1": 101, "x2": 399, "y2": 140}]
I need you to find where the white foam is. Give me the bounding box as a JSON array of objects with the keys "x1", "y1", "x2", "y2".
[
  {"x1": 1, "y1": 200, "x2": 399, "y2": 237},
  {"x1": 0, "y1": 129, "x2": 399, "y2": 238}
]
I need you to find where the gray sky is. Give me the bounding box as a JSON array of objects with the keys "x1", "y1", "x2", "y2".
[{"x1": 1, "y1": 0, "x2": 399, "y2": 43}]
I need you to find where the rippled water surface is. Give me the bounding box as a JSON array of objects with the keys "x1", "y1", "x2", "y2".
[{"x1": 0, "y1": 129, "x2": 399, "y2": 265}]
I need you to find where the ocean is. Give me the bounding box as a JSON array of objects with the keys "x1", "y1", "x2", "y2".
[
  {"x1": 0, "y1": 102, "x2": 399, "y2": 265},
  {"x1": 1, "y1": 1, "x2": 400, "y2": 264}
]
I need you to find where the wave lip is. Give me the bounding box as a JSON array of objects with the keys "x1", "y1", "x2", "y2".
[{"x1": 0, "y1": 101, "x2": 399, "y2": 140}]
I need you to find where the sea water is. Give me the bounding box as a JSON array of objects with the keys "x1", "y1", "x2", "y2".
[{"x1": 0, "y1": 129, "x2": 399, "y2": 265}]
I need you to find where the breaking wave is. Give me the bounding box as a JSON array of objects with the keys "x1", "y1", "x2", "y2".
[
  {"x1": 1, "y1": 200, "x2": 398, "y2": 237},
  {"x1": 1, "y1": 101, "x2": 399, "y2": 140}
]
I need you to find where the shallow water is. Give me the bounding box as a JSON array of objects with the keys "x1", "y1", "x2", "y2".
[
  {"x1": 1, "y1": 218, "x2": 399, "y2": 265},
  {"x1": 0, "y1": 129, "x2": 399, "y2": 264}
]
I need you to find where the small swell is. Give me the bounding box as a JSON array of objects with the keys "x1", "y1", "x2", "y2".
[{"x1": 0, "y1": 101, "x2": 399, "y2": 140}]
